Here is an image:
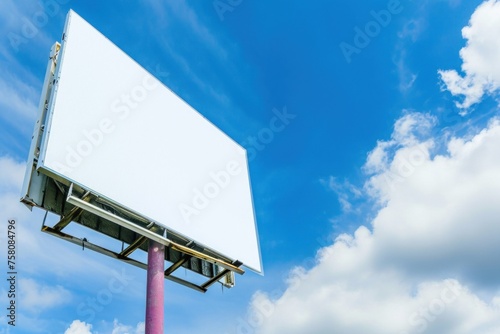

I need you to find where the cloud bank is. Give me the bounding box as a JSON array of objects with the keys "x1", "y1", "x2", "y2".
[
  {"x1": 245, "y1": 113, "x2": 500, "y2": 334},
  {"x1": 243, "y1": 3, "x2": 500, "y2": 330}
]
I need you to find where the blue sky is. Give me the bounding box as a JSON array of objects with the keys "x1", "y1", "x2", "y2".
[{"x1": 2, "y1": 0, "x2": 500, "y2": 333}]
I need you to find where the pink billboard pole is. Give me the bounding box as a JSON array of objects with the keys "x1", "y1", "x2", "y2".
[{"x1": 145, "y1": 240, "x2": 165, "y2": 334}]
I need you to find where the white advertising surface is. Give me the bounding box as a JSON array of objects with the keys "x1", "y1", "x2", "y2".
[{"x1": 39, "y1": 10, "x2": 262, "y2": 273}]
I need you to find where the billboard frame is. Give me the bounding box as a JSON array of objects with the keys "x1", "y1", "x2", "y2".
[
  {"x1": 20, "y1": 37, "x2": 248, "y2": 293},
  {"x1": 31, "y1": 9, "x2": 262, "y2": 274}
]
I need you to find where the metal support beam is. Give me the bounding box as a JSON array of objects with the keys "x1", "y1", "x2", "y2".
[
  {"x1": 120, "y1": 235, "x2": 147, "y2": 257},
  {"x1": 201, "y1": 261, "x2": 243, "y2": 290},
  {"x1": 201, "y1": 269, "x2": 230, "y2": 290},
  {"x1": 53, "y1": 207, "x2": 83, "y2": 231},
  {"x1": 164, "y1": 254, "x2": 192, "y2": 277},
  {"x1": 53, "y1": 191, "x2": 91, "y2": 231}
]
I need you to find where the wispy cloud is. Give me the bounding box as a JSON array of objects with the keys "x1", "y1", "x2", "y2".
[
  {"x1": 19, "y1": 278, "x2": 72, "y2": 313},
  {"x1": 0, "y1": 0, "x2": 59, "y2": 59},
  {"x1": 140, "y1": 0, "x2": 263, "y2": 140},
  {"x1": 321, "y1": 176, "x2": 362, "y2": 214},
  {"x1": 162, "y1": 0, "x2": 229, "y2": 61},
  {"x1": 393, "y1": 18, "x2": 425, "y2": 92},
  {"x1": 140, "y1": 0, "x2": 237, "y2": 112},
  {"x1": 0, "y1": 71, "x2": 39, "y2": 122},
  {"x1": 156, "y1": 39, "x2": 231, "y2": 107},
  {"x1": 397, "y1": 18, "x2": 424, "y2": 42}
]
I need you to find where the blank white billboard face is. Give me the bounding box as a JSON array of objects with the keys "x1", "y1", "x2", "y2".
[{"x1": 39, "y1": 10, "x2": 262, "y2": 273}]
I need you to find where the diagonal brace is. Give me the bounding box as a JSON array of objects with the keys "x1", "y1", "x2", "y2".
[{"x1": 53, "y1": 191, "x2": 91, "y2": 231}]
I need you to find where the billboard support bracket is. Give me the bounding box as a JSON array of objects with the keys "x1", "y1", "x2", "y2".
[
  {"x1": 40, "y1": 221, "x2": 208, "y2": 293},
  {"x1": 65, "y1": 183, "x2": 245, "y2": 276},
  {"x1": 53, "y1": 190, "x2": 92, "y2": 231}
]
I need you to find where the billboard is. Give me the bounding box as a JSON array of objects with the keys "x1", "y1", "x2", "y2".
[{"x1": 35, "y1": 10, "x2": 262, "y2": 274}]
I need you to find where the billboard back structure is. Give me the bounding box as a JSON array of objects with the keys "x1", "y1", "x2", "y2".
[{"x1": 21, "y1": 10, "x2": 262, "y2": 292}]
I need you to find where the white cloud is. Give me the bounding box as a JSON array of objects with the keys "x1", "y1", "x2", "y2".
[
  {"x1": 0, "y1": 156, "x2": 25, "y2": 193},
  {"x1": 239, "y1": 111, "x2": 500, "y2": 334},
  {"x1": 19, "y1": 278, "x2": 72, "y2": 312},
  {"x1": 61, "y1": 319, "x2": 146, "y2": 334},
  {"x1": 370, "y1": 119, "x2": 500, "y2": 283},
  {"x1": 65, "y1": 320, "x2": 93, "y2": 334},
  {"x1": 363, "y1": 112, "x2": 436, "y2": 176},
  {"x1": 439, "y1": 0, "x2": 500, "y2": 109},
  {"x1": 111, "y1": 319, "x2": 145, "y2": 334}
]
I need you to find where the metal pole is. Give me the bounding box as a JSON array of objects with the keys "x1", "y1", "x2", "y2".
[{"x1": 145, "y1": 240, "x2": 165, "y2": 334}]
